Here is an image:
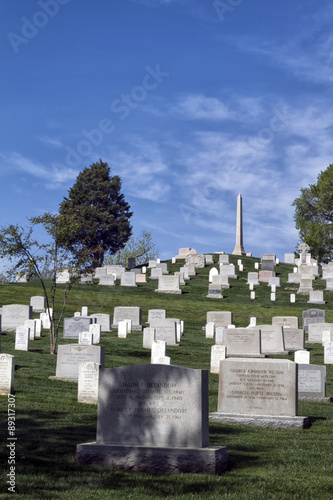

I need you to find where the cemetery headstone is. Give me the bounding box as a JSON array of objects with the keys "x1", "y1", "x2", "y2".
[
  {"x1": 297, "y1": 364, "x2": 329, "y2": 402},
  {"x1": 283, "y1": 328, "x2": 304, "y2": 350},
  {"x1": 30, "y1": 296, "x2": 45, "y2": 313},
  {"x1": 112, "y1": 307, "x2": 142, "y2": 331},
  {"x1": 15, "y1": 326, "x2": 29, "y2": 351},
  {"x1": 90, "y1": 314, "x2": 112, "y2": 332},
  {"x1": 120, "y1": 272, "x2": 137, "y2": 287},
  {"x1": 221, "y1": 328, "x2": 262, "y2": 357},
  {"x1": 302, "y1": 309, "x2": 326, "y2": 333},
  {"x1": 307, "y1": 291, "x2": 325, "y2": 304},
  {"x1": 148, "y1": 309, "x2": 166, "y2": 322},
  {"x1": 294, "y1": 350, "x2": 310, "y2": 364},
  {"x1": 63, "y1": 317, "x2": 93, "y2": 339},
  {"x1": 0, "y1": 354, "x2": 15, "y2": 395},
  {"x1": 210, "y1": 358, "x2": 309, "y2": 429},
  {"x1": 324, "y1": 342, "x2": 333, "y2": 364},
  {"x1": 210, "y1": 345, "x2": 226, "y2": 374},
  {"x1": 155, "y1": 275, "x2": 182, "y2": 294},
  {"x1": 2, "y1": 305, "x2": 33, "y2": 332},
  {"x1": 256, "y1": 325, "x2": 286, "y2": 354},
  {"x1": 307, "y1": 323, "x2": 333, "y2": 343},
  {"x1": 78, "y1": 362, "x2": 100, "y2": 404},
  {"x1": 51, "y1": 344, "x2": 105, "y2": 381},
  {"x1": 76, "y1": 364, "x2": 228, "y2": 474},
  {"x1": 143, "y1": 328, "x2": 156, "y2": 349},
  {"x1": 206, "y1": 311, "x2": 233, "y2": 328}
]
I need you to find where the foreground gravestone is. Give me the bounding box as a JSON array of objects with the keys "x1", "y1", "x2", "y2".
[
  {"x1": 0, "y1": 354, "x2": 15, "y2": 395},
  {"x1": 78, "y1": 362, "x2": 101, "y2": 404},
  {"x1": 51, "y1": 345, "x2": 105, "y2": 381},
  {"x1": 76, "y1": 364, "x2": 228, "y2": 474},
  {"x1": 297, "y1": 364, "x2": 329, "y2": 402},
  {"x1": 210, "y1": 358, "x2": 309, "y2": 429},
  {"x1": 63, "y1": 317, "x2": 93, "y2": 339},
  {"x1": 112, "y1": 307, "x2": 142, "y2": 331},
  {"x1": 302, "y1": 309, "x2": 326, "y2": 333},
  {"x1": 2, "y1": 305, "x2": 33, "y2": 332}
]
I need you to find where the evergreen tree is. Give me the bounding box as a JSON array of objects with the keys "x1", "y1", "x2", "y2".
[
  {"x1": 293, "y1": 163, "x2": 333, "y2": 262},
  {"x1": 58, "y1": 160, "x2": 132, "y2": 270}
]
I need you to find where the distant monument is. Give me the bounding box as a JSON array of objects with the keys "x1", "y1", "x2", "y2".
[{"x1": 232, "y1": 193, "x2": 246, "y2": 256}]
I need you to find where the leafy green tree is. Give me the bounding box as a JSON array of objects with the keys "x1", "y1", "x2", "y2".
[
  {"x1": 104, "y1": 229, "x2": 158, "y2": 268},
  {"x1": 0, "y1": 214, "x2": 86, "y2": 354},
  {"x1": 58, "y1": 160, "x2": 133, "y2": 270},
  {"x1": 293, "y1": 163, "x2": 333, "y2": 262}
]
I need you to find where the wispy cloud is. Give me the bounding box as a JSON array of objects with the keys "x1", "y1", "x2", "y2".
[
  {"x1": 173, "y1": 94, "x2": 236, "y2": 121},
  {"x1": 106, "y1": 137, "x2": 171, "y2": 202},
  {"x1": 0, "y1": 152, "x2": 78, "y2": 187},
  {"x1": 226, "y1": 6, "x2": 333, "y2": 85}
]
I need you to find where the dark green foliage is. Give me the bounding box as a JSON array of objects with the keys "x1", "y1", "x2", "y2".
[
  {"x1": 293, "y1": 164, "x2": 333, "y2": 262},
  {"x1": 58, "y1": 160, "x2": 133, "y2": 270}
]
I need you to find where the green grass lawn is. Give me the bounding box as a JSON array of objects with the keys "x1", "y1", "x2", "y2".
[{"x1": 1, "y1": 254, "x2": 333, "y2": 499}]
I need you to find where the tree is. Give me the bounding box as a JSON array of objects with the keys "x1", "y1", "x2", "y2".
[
  {"x1": 293, "y1": 163, "x2": 333, "y2": 262},
  {"x1": 0, "y1": 215, "x2": 86, "y2": 355},
  {"x1": 104, "y1": 229, "x2": 158, "y2": 268},
  {"x1": 58, "y1": 160, "x2": 133, "y2": 270}
]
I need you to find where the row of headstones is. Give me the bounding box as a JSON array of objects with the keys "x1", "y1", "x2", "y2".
[
  {"x1": 205, "y1": 310, "x2": 333, "y2": 401},
  {"x1": 76, "y1": 354, "x2": 318, "y2": 475}
]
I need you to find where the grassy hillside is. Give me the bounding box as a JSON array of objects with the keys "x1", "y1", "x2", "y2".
[{"x1": 0, "y1": 254, "x2": 333, "y2": 499}]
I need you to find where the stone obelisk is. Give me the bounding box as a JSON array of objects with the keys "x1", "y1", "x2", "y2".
[{"x1": 232, "y1": 193, "x2": 246, "y2": 256}]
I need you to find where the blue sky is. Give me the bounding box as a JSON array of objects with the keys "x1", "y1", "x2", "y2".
[{"x1": 1, "y1": 0, "x2": 333, "y2": 265}]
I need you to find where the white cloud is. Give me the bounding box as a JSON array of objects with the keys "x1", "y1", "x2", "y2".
[
  {"x1": 173, "y1": 94, "x2": 236, "y2": 121},
  {"x1": 106, "y1": 137, "x2": 171, "y2": 202},
  {"x1": 0, "y1": 152, "x2": 78, "y2": 187}
]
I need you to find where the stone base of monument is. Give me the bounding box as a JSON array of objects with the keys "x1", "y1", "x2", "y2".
[
  {"x1": 48, "y1": 376, "x2": 77, "y2": 383},
  {"x1": 76, "y1": 443, "x2": 228, "y2": 475},
  {"x1": 226, "y1": 354, "x2": 266, "y2": 358},
  {"x1": 154, "y1": 289, "x2": 182, "y2": 294},
  {"x1": 111, "y1": 325, "x2": 143, "y2": 331},
  {"x1": 206, "y1": 294, "x2": 223, "y2": 299},
  {"x1": 209, "y1": 413, "x2": 310, "y2": 429},
  {"x1": 299, "y1": 396, "x2": 332, "y2": 403}
]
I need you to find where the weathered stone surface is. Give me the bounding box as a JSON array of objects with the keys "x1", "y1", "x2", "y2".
[
  {"x1": 297, "y1": 364, "x2": 327, "y2": 401},
  {"x1": 0, "y1": 354, "x2": 15, "y2": 395},
  {"x1": 112, "y1": 307, "x2": 142, "y2": 331},
  {"x1": 2, "y1": 304, "x2": 33, "y2": 332},
  {"x1": 76, "y1": 443, "x2": 228, "y2": 474},
  {"x1": 63, "y1": 317, "x2": 93, "y2": 339},
  {"x1": 302, "y1": 309, "x2": 326, "y2": 333},
  {"x1": 97, "y1": 364, "x2": 209, "y2": 447},
  {"x1": 206, "y1": 311, "x2": 232, "y2": 328},
  {"x1": 53, "y1": 344, "x2": 105, "y2": 381}
]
